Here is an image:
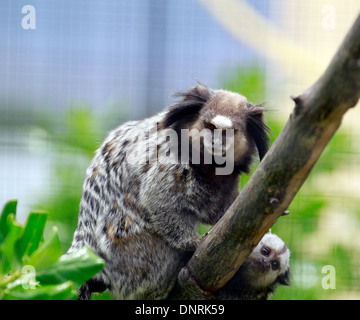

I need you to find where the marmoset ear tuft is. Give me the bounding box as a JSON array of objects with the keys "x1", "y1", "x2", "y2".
[
  {"x1": 246, "y1": 104, "x2": 271, "y2": 161},
  {"x1": 276, "y1": 269, "x2": 291, "y2": 286},
  {"x1": 162, "y1": 82, "x2": 213, "y2": 128}
]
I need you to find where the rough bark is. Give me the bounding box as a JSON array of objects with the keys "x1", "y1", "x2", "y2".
[{"x1": 170, "y1": 13, "x2": 360, "y2": 299}]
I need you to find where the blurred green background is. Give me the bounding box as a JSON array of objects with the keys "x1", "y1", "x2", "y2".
[{"x1": 1, "y1": 1, "x2": 360, "y2": 300}]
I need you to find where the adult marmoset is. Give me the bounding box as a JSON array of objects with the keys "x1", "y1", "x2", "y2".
[
  {"x1": 68, "y1": 82, "x2": 270, "y2": 299},
  {"x1": 217, "y1": 232, "x2": 290, "y2": 300}
]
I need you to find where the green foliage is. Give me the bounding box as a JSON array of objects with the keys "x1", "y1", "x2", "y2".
[
  {"x1": 221, "y1": 65, "x2": 266, "y2": 103},
  {"x1": 0, "y1": 200, "x2": 105, "y2": 300}
]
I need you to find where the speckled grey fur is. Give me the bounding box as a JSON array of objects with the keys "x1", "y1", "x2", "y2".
[{"x1": 68, "y1": 83, "x2": 270, "y2": 299}]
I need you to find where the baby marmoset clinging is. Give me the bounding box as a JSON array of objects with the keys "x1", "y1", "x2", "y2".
[
  {"x1": 68, "y1": 82, "x2": 271, "y2": 299},
  {"x1": 217, "y1": 232, "x2": 290, "y2": 300}
]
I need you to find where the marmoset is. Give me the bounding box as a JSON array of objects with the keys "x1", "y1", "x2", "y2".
[
  {"x1": 217, "y1": 232, "x2": 290, "y2": 300},
  {"x1": 68, "y1": 82, "x2": 270, "y2": 299}
]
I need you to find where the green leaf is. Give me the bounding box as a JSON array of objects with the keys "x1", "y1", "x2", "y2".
[
  {"x1": 3, "y1": 281, "x2": 76, "y2": 300},
  {"x1": 15, "y1": 212, "x2": 48, "y2": 260},
  {"x1": 26, "y1": 226, "x2": 62, "y2": 269},
  {"x1": 0, "y1": 200, "x2": 18, "y2": 243},
  {"x1": 0, "y1": 214, "x2": 23, "y2": 273},
  {"x1": 91, "y1": 290, "x2": 114, "y2": 300},
  {"x1": 36, "y1": 247, "x2": 105, "y2": 288}
]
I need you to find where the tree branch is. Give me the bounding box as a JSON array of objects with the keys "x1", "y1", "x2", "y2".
[{"x1": 170, "y1": 13, "x2": 360, "y2": 298}]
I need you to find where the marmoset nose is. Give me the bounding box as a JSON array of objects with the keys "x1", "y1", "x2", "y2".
[{"x1": 261, "y1": 257, "x2": 270, "y2": 268}]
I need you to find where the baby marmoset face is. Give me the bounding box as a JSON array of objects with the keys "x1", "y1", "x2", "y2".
[
  {"x1": 217, "y1": 232, "x2": 290, "y2": 300},
  {"x1": 241, "y1": 232, "x2": 290, "y2": 289}
]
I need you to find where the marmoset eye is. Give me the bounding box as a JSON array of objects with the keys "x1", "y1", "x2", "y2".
[
  {"x1": 271, "y1": 261, "x2": 280, "y2": 271},
  {"x1": 261, "y1": 247, "x2": 270, "y2": 256}
]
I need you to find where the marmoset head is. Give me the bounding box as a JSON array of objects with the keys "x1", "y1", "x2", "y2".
[
  {"x1": 241, "y1": 232, "x2": 290, "y2": 291},
  {"x1": 218, "y1": 232, "x2": 290, "y2": 300},
  {"x1": 161, "y1": 82, "x2": 270, "y2": 175}
]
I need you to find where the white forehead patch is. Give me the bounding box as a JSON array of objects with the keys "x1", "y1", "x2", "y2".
[
  {"x1": 261, "y1": 233, "x2": 290, "y2": 268},
  {"x1": 211, "y1": 115, "x2": 233, "y2": 129},
  {"x1": 261, "y1": 233, "x2": 285, "y2": 252}
]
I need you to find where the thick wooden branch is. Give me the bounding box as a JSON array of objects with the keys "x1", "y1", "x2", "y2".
[{"x1": 171, "y1": 13, "x2": 360, "y2": 298}]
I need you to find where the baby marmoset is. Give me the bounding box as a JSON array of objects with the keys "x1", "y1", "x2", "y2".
[
  {"x1": 217, "y1": 232, "x2": 290, "y2": 300},
  {"x1": 68, "y1": 82, "x2": 271, "y2": 299}
]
